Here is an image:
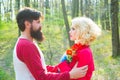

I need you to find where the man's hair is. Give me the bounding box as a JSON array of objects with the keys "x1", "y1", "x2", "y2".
[{"x1": 16, "y1": 7, "x2": 42, "y2": 31}]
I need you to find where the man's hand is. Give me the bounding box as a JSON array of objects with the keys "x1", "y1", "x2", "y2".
[{"x1": 69, "y1": 65, "x2": 88, "y2": 79}]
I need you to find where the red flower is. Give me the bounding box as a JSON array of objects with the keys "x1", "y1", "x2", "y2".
[
  {"x1": 66, "y1": 49, "x2": 72, "y2": 55},
  {"x1": 71, "y1": 44, "x2": 78, "y2": 50},
  {"x1": 66, "y1": 43, "x2": 85, "y2": 62}
]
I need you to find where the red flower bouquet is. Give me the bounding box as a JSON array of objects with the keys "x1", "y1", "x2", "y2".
[{"x1": 66, "y1": 43, "x2": 84, "y2": 62}]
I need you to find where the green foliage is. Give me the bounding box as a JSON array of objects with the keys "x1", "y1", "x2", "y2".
[
  {"x1": 44, "y1": 11, "x2": 64, "y2": 26},
  {"x1": 0, "y1": 21, "x2": 17, "y2": 80},
  {"x1": 0, "y1": 21, "x2": 16, "y2": 30},
  {"x1": 39, "y1": 23, "x2": 68, "y2": 65},
  {"x1": 91, "y1": 31, "x2": 120, "y2": 80},
  {"x1": 0, "y1": 67, "x2": 14, "y2": 80}
]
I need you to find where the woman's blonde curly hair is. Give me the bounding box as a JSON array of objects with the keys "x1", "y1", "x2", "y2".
[{"x1": 72, "y1": 17, "x2": 101, "y2": 45}]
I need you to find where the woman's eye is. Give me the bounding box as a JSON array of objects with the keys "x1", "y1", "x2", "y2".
[{"x1": 71, "y1": 27, "x2": 75, "y2": 30}]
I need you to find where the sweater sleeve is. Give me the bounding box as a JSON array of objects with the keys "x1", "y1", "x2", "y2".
[
  {"x1": 46, "y1": 65, "x2": 59, "y2": 72},
  {"x1": 76, "y1": 48, "x2": 95, "y2": 80},
  {"x1": 17, "y1": 43, "x2": 70, "y2": 80}
]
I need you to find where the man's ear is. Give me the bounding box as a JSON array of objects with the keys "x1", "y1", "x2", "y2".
[{"x1": 24, "y1": 21, "x2": 31, "y2": 29}]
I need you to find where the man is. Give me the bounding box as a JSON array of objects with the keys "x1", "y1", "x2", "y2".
[{"x1": 13, "y1": 7, "x2": 88, "y2": 80}]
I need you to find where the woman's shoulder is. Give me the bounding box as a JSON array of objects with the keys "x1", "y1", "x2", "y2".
[
  {"x1": 75, "y1": 46, "x2": 93, "y2": 61},
  {"x1": 77, "y1": 46, "x2": 92, "y2": 55},
  {"x1": 74, "y1": 46, "x2": 94, "y2": 66}
]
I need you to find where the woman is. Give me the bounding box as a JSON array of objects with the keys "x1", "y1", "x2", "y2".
[{"x1": 47, "y1": 17, "x2": 101, "y2": 80}]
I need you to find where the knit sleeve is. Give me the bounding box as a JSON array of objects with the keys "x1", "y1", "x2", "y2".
[{"x1": 17, "y1": 43, "x2": 70, "y2": 80}]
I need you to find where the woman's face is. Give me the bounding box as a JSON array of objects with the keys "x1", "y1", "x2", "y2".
[{"x1": 69, "y1": 24, "x2": 78, "y2": 41}]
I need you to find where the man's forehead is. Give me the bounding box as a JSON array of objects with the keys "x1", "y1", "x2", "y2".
[
  {"x1": 33, "y1": 17, "x2": 43, "y2": 22},
  {"x1": 35, "y1": 18, "x2": 40, "y2": 21}
]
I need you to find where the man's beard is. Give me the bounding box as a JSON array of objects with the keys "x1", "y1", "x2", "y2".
[{"x1": 30, "y1": 25, "x2": 44, "y2": 42}]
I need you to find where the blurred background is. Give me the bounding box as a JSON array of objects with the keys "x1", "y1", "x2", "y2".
[{"x1": 0, "y1": 0, "x2": 120, "y2": 80}]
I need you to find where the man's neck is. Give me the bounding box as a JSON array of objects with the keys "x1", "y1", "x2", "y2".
[{"x1": 20, "y1": 32, "x2": 33, "y2": 42}]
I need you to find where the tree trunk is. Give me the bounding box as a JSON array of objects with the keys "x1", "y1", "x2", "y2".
[
  {"x1": 72, "y1": 0, "x2": 79, "y2": 18},
  {"x1": 33, "y1": 0, "x2": 36, "y2": 8},
  {"x1": 61, "y1": 0, "x2": 73, "y2": 47},
  {"x1": 84, "y1": 0, "x2": 89, "y2": 17},
  {"x1": 24, "y1": 0, "x2": 30, "y2": 7},
  {"x1": 33, "y1": 0, "x2": 38, "y2": 8},
  {"x1": 111, "y1": 0, "x2": 119, "y2": 57},
  {"x1": 10, "y1": 0, "x2": 12, "y2": 21},
  {"x1": 100, "y1": 0, "x2": 106, "y2": 30},
  {"x1": 105, "y1": 0, "x2": 110, "y2": 30},
  {"x1": 45, "y1": 0, "x2": 50, "y2": 14},
  {"x1": 17, "y1": 0, "x2": 20, "y2": 9},
  {"x1": 45, "y1": 0, "x2": 50, "y2": 20},
  {"x1": 16, "y1": 0, "x2": 21, "y2": 37},
  {"x1": 95, "y1": 0, "x2": 100, "y2": 24},
  {"x1": 0, "y1": 1, "x2": 1, "y2": 21},
  {"x1": 47, "y1": 39, "x2": 53, "y2": 65},
  {"x1": 39, "y1": 0, "x2": 44, "y2": 11},
  {"x1": 1, "y1": 0, "x2": 5, "y2": 21},
  {"x1": 80, "y1": 0, "x2": 83, "y2": 16}
]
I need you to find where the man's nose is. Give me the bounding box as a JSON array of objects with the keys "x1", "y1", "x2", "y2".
[{"x1": 39, "y1": 23, "x2": 42, "y2": 28}]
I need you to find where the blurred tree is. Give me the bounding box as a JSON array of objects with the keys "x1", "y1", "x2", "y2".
[
  {"x1": 61, "y1": 0, "x2": 73, "y2": 47},
  {"x1": 44, "y1": 0, "x2": 50, "y2": 21},
  {"x1": 80, "y1": 0, "x2": 83, "y2": 16},
  {"x1": 49, "y1": 0, "x2": 54, "y2": 16},
  {"x1": 0, "y1": 1, "x2": 1, "y2": 21},
  {"x1": 19, "y1": 0, "x2": 30, "y2": 36},
  {"x1": 111, "y1": 0, "x2": 119, "y2": 57},
  {"x1": 93, "y1": 0, "x2": 99, "y2": 23},
  {"x1": 84, "y1": 0, "x2": 91, "y2": 17},
  {"x1": 105, "y1": 0, "x2": 110, "y2": 30},
  {"x1": 100, "y1": 0, "x2": 111, "y2": 30},
  {"x1": 71, "y1": 0, "x2": 79, "y2": 18},
  {"x1": 16, "y1": 0, "x2": 20, "y2": 10},
  {"x1": 39, "y1": 0, "x2": 44, "y2": 11},
  {"x1": 45, "y1": 0, "x2": 50, "y2": 15},
  {"x1": 100, "y1": 0, "x2": 106, "y2": 30},
  {"x1": 16, "y1": 0, "x2": 20, "y2": 37},
  {"x1": 10, "y1": 0, "x2": 12, "y2": 21},
  {"x1": 1, "y1": 1, "x2": 5, "y2": 20},
  {"x1": 33, "y1": 0, "x2": 38, "y2": 8},
  {"x1": 24, "y1": 0, "x2": 30, "y2": 7}
]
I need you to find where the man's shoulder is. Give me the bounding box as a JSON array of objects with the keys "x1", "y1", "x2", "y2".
[
  {"x1": 15, "y1": 38, "x2": 37, "y2": 55},
  {"x1": 17, "y1": 38, "x2": 34, "y2": 47}
]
